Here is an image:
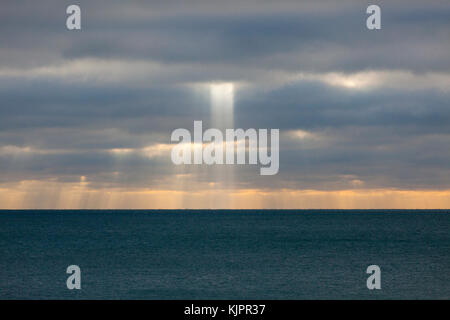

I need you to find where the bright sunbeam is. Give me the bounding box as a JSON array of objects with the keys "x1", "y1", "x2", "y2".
[
  {"x1": 210, "y1": 83, "x2": 234, "y2": 129},
  {"x1": 209, "y1": 83, "x2": 235, "y2": 207}
]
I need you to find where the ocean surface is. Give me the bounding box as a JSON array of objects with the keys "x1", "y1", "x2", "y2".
[{"x1": 0, "y1": 210, "x2": 449, "y2": 299}]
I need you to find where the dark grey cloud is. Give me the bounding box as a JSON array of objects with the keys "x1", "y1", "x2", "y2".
[
  {"x1": 1, "y1": 1, "x2": 450, "y2": 73},
  {"x1": 1, "y1": 75, "x2": 449, "y2": 190},
  {"x1": 1, "y1": 0, "x2": 450, "y2": 192}
]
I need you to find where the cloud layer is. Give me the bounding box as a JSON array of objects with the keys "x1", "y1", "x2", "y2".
[{"x1": 1, "y1": 1, "x2": 450, "y2": 208}]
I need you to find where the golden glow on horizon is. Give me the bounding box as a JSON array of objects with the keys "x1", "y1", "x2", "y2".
[{"x1": 1, "y1": 180, "x2": 450, "y2": 209}]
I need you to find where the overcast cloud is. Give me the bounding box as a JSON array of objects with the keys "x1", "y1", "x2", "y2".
[{"x1": 1, "y1": 0, "x2": 450, "y2": 204}]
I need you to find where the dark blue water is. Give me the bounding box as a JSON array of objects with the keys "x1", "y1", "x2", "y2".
[{"x1": 0, "y1": 210, "x2": 449, "y2": 299}]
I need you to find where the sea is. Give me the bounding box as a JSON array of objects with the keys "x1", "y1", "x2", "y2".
[{"x1": 0, "y1": 210, "x2": 449, "y2": 299}]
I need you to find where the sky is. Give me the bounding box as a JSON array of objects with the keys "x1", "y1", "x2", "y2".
[{"x1": 1, "y1": 0, "x2": 450, "y2": 209}]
